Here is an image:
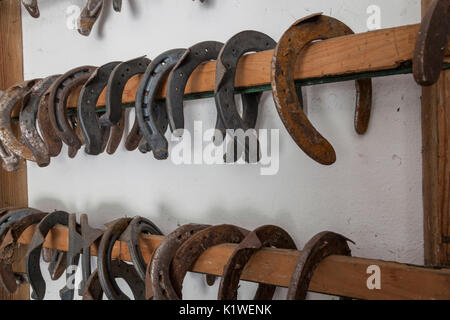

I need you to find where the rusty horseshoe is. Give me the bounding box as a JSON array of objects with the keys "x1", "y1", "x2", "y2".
[
  {"x1": 271, "y1": 13, "x2": 373, "y2": 165},
  {"x1": 286, "y1": 231, "x2": 353, "y2": 300}
]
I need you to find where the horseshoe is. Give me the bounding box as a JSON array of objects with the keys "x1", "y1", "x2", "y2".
[
  {"x1": 170, "y1": 224, "x2": 249, "y2": 299},
  {"x1": 218, "y1": 225, "x2": 297, "y2": 300},
  {"x1": 20, "y1": 76, "x2": 60, "y2": 167},
  {"x1": 147, "y1": 223, "x2": 210, "y2": 300},
  {"x1": 98, "y1": 217, "x2": 144, "y2": 300},
  {"x1": 100, "y1": 56, "x2": 151, "y2": 151},
  {"x1": 21, "y1": 0, "x2": 39, "y2": 18},
  {"x1": 120, "y1": 216, "x2": 163, "y2": 280},
  {"x1": 112, "y1": 0, "x2": 122, "y2": 12},
  {"x1": 37, "y1": 91, "x2": 63, "y2": 157},
  {"x1": 0, "y1": 211, "x2": 48, "y2": 294},
  {"x1": 0, "y1": 140, "x2": 20, "y2": 172},
  {"x1": 271, "y1": 13, "x2": 373, "y2": 165},
  {"x1": 0, "y1": 80, "x2": 39, "y2": 162},
  {"x1": 48, "y1": 66, "x2": 97, "y2": 157},
  {"x1": 83, "y1": 261, "x2": 145, "y2": 300},
  {"x1": 78, "y1": 0, "x2": 104, "y2": 36},
  {"x1": 167, "y1": 41, "x2": 224, "y2": 135},
  {"x1": 78, "y1": 214, "x2": 104, "y2": 295},
  {"x1": 135, "y1": 49, "x2": 186, "y2": 159},
  {"x1": 413, "y1": 0, "x2": 450, "y2": 86},
  {"x1": 78, "y1": 61, "x2": 121, "y2": 155},
  {"x1": 215, "y1": 31, "x2": 277, "y2": 163},
  {"x1": 26, "y1": 210, "x2": 73, "y2": 300},
  {"x1": 286, "y1": 231, "x2": 353, "y2": 300}
]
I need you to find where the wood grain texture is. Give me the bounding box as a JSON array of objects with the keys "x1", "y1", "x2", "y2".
[
  {"x1": 17, "y1": 225, "x2": 450, "y2": 300},
  {"x1": 0, "y1": 0, "x2": 29, "y2": 300},
  {"x1": 421, "y1": 0, "x2": 450, "y2": 266},
  {"x1": 64, "y1": 23, "x2": 450, "y2": 108}
]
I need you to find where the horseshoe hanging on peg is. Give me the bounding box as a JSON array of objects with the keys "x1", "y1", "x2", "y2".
[
  {"x1": 0, "y1": 80, "x2": 39, "y2": 162},
  {"x1": 78, "y1": 61, "x2": 122, "y2": 155},
  {"x1": 413, "y1": 0, "x2": 450, "y2": 86},
  {"x1": 135, "y1": 49, "x2": 187, "y2": 159},
  {"x1": 100, "y1": 56, "x2": 151, "y2": 151},
  {"x1": 271, "y1": 13, "x2": 373, "y2": 165},
  {"x1": 78, "y1": 0, "x2": 104, "y2": 36},
  {"x1": 287, "y1": 231, "x2": 354, "y2": 300},
  {"x1": 47, "y1": 66, "x2": 97, "y2": 158},
  {"x1": 20, "y1": 75, "x2": 60, "y2": 167}
]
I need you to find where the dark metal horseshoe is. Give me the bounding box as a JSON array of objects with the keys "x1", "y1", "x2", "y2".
[
  {"x1": 83, "y1": 261, "x2": 145, "y2": 300},
  {"x1": 170, "y1": 224, "x2": 249, "y2": 299},
  {"x1": 271, "y1": 13, "x2": 373, "y2": 165},
  {"x1": 120, "y1": 216, "x2": 163, "y2": 281},
  {"x1": 48, "y1": 66, "x2": 97, "y2": 157},
  {"x1": 167, "y1": 41, "x2": 224, "y2": 134},
  {"x1": 0, "y1": 80, "x2": 39, "y2": 162},
  {"x1": 218, "y1": 225, "x2": 297, "y2": 300},
  {"x1": 98, "y1": 217, "x2": 142, "y2": 300},
  {"x1": 135, "y1": 49, "x2": 187, "y2": 160},
  {"x1": 22, "y1": 0, "x2": 40, "y2": 18},
  {"x1": 37, "y1": 91, "x2": 63, "y2": 158},
  {"x1": 0, "y1": 211, "x2": 48, "y2": 294},
  {"x1": 100, "y1": 56, "x2": 151, "y2": 151},
  {"x1": 286, "y1": 231, "x2": 353, "y2": 300},
  {"x1": 413, "y1": 0, "x2": 450, "y2": 86},
  {"x1": 78, "y1": 0, "x2": 104, "y2": 37},
  {"x1": 215, "y1": 31, "x2": 276, "y2": 163},
  {"x1": 78, "y1": 214, "x2": 104, "y2": 295},
  {"x1": 78, "y1": 61, "x2": 121, "y2": 155},
  {"x1": 26, "y1": 210, "x2": 74, "y2": 300},
  {"x1": 147, "y1": 223, "x2": 210, "y2": 300},
  {"x1": 20, "y1": 76, "x2": 60, "y2": 167}
]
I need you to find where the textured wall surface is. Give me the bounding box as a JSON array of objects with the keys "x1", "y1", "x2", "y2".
[{"x1": 23, "y1": 0, "x2": 423, "y2": 299}]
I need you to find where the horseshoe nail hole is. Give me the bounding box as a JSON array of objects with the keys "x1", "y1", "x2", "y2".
[
  {"x1": 179, "y1": 73, "x2": 183, "y2": 77},
  {"x1": 121, "y1": 74, "x2": 125, "y2": 78},
  {"x1": 288, "y1": 38, "x2": 292, "y2": 42},
  {"x1": 175, "y1": 88, "x2": 179, "y2": 91},
  {"x1": 87, "y1": 100, "x2": 91, "y2": 104},
  {"x1": 205, "y1": 48, "x2": 209, "y2": 53},
  {"x1": 266, "y1": 42, "x2": 270, "y2": 46},
  {"x1": 126, "y1": 68, "x2": 130, "y2": 72},
  {"x1": 162, "y1": 62, "x2": 167, "y2": 66},
  {"x1": 117, "y1": 82, "x2": 121, "y2": 86}
]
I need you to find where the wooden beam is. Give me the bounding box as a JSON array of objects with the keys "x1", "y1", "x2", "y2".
[
  {"x1": 65, "y1": 23, "x2": 450, "y2": 108},
  {"x1": 0, "y1": 0, "x2": 29, "y2": 300},
  {"x1": 421, "y1": 0, "x2": 450, "y2": 266},
  {"x1": 17, "y1": 225, "x2": 450, "y2": 300}
]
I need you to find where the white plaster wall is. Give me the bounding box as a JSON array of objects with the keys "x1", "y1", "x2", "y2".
[{"x1": 22, "y1": 0, "x2": 423, "y2": 300}]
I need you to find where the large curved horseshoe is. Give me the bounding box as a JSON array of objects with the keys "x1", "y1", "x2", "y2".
[
  {"x1": 215, "y1": 31, "x2": 276, "y2": 163},
  {"x1": 26, "y1": 210, "x2": 71, "y2": 300},
  {"x1": 286, "y1": 231, "x2": 353, "y2": 300},
  {"x1": 100, "y1": 56, "x2": 151, "y2": 151},
  {"x1": 413, "y1": 0, "x2": 450, "y2": 86},
  {"x1": 271, "y1": 14, "x2": 373, "y2": 165},
  {"x1": 120, "y1": 216, "x2": 163, "y2": 281},
  {"x1": 0, "y1": 80, "x2": 39, "y2": 162},
  {"x1": 167, "y1": 41, "x2": 224, "y2": 135},
  {"x1": 135, "y1": 49, "x2": 186, "y2": 160},
  {"x1": 48, "y1": 66, "x2": 97, "y2": 157},
  {"x1": 170, "y1": 224, "x2": 249, "y2": 299},
  {"x1": 83, "y1": 261, "x2": 145, "y2": 300},
  {"x1": 78, "y1": 0, "x2": 104, "y2": 37},
  {"x1": 0, "y1": 211, "x2": 48, "y2": 294},
  {"x1": 98, "y1": 217, "x2": 142, "y2": 300},
  {"x1": 78, "y1": 61, "x2": 121, "y2": 155},
  {"x1": 37, "y1": 91, "x2": 63, "y2": 157},
  {"x1": 22, "y1": 0, "x2": 40, "y2": 18},
  {"x1": 147, "y1": 223, "x2": 210, "y2": 300},
  {"x1": 218, "y1": 225, "x2": 297, "y2": 300},
  {"x1": 20, "y1": 76, "x2": 60, "y2": 167}
]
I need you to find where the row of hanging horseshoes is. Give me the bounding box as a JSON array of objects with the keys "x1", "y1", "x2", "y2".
[
  {"x1": 0, "y1": 12, "x2": 444, "y2": 172},
  {"x1": 0, "y1": 207, "x2": 353, "y2": 300}
]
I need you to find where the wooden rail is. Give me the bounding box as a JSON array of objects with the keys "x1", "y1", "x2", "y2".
[
  {"x1": 17, "y1": 225, "x2": 450, "y2": 300},
  {"x1": 62, "y1": 23, "x2": 450, "y2": 108}
]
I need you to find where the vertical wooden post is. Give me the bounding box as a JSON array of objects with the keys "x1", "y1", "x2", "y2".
[
  {"x1": 421, "y1": 0, "x2": 450, "y2": 266},
  {"x1": 0, "y1": 0, "x2": 30, "y2": 299}
]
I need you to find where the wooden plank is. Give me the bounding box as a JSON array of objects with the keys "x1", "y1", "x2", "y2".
[
  {"x1": 0, "y1": 0, "x2": 29, "y2": 300},
  {"x1": 64, "y1": 23, "x2": 450, "y2": 108},
  {"x1": 17, "y1": 225, "x2": 450, "y2": 300},
  {"x1": 421, "y1": 0, "x2": 450, "y2": 266}
]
